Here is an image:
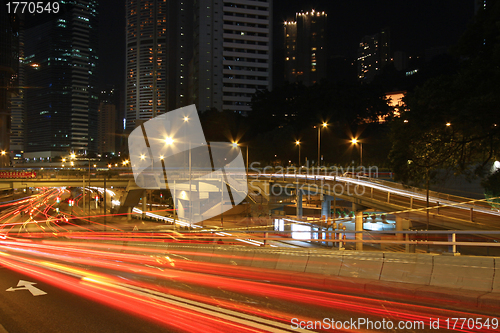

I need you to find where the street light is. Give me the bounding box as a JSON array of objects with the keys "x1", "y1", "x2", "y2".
[
  {"x1": 295, "y1": 140, "x2": 301, "y2": 166},
  {"x1": 351, "y1": 138, "x2": 363, "y2": 166},
  {"x1": 316, "y1": 122, "x2": 328, "y2": 166},
  {"x1": 232, "y1": 142, "x2": 249, "y2": 173}
]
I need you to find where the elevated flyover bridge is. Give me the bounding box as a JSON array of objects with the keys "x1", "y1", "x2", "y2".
[
  {"x1": 0, "y1": 172, "x2": 498, "y2": 232},
  {"x1": 247, "y1": 173, "x2": 500, "y2": 232}
]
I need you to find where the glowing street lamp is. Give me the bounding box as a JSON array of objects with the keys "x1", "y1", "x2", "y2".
[
  {"x1": 232, "y1": 142, "x2": 249, "y2": 173},
  {"x1": 295, "y1": 140, "x2": 301, "y2": 166},
  {"x1": 351, "y1": 138, "x2": 363, "y2": 166},
  {"x1": 316, "y1": 122, "x2": 328, "y2": 166}
]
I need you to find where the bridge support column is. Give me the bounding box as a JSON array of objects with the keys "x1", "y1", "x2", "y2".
[
  {"x1": 127, "y1": 207, "x2": 132, "y2": 221},
  {"x1": 395, "y1": 216, "x2": 404, "y2": 241},
  {"x1": 142, "y1": 190, "x2": 147, "y2": 220},
  {"x1": 355, "y1": 211, "x2": 363, "y2": 251},
  {"x1": 352, "y1": 203, "x2": 368, "y2": 251},
  {"x1": 321, "y1": 194, "x2": 332, "y2": 219},
  {"x1": 296, "y1": 190, "x2": 303, "y2": 219}
]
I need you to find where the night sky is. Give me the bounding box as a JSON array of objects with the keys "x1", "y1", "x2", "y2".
[{"x1": 98, "y1": 0, "x2": 475, "y2": 87}]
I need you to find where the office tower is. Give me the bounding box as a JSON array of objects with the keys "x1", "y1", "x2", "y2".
[
  {"x1": 357, "y1": 28, "x2": 390, "y2": 83},
  {"x1": 284, "y1": 9, "x2": 327, "y2": 86},
  {"x1": 190, "y1": 0, "x2": 272, "y2": 114},
  {"x1": 24, "y1": 0, "x2": 99, "y2": 159},
  {"x1": 98, "y1": 89, "x2": 117, "y2": 155},
  {"x1": 126, "y1": 0, "x2": 192, "y2": 130},
  {"x1": 10, "y1": 21, "x2": 25, "y2": 164},
  {"x1": 0, "y1": 11, "x2": 19, "y2": 167}
]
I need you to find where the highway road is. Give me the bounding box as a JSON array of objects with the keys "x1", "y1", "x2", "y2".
[
  {"x1": 0, "y1": 265, "x2": 170, "y2": 333},
  {"x1": 0, "y1": 233, "x2": 499, "y2": 332}
]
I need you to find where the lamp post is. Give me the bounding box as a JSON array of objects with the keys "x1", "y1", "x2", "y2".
[
  {"x1": 295, "y1": 141, "x2": 301, "y2": 166},
  {"x1": 316, "y1": 122, "x2": 328, "y2": 166},
  {"x1": 0, "y1": 150, "x2": 8, "y2": 168},
  {"x1": 351, "y1": 138, "x2": 363, "y2": 166},
  {"x1": 232, "y1": 142, "x2": 249, "y2": 173}
]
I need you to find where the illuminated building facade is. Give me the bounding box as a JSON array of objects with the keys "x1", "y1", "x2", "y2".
[
  {"x1": 190, "y1": 0, "x2": 273, "y2": 114},
  {"x1": 284, "y1": 9, "x2": 327, "y2": 86},
  {"x1": 0, "y1": 11, "x2": 19, "y2": 167},
  {"x1": 10, "y1": 21, "x2": 24, "y2": 164},
  {"x1": 357, "y1": 28, "x2": 390, "y2": 83},
  {"x1": 24, "y1": 0, "x2": 99, "y2": 157},
  {"x1": 126, "y1": 0, "x2": 192, "y2": 130}
]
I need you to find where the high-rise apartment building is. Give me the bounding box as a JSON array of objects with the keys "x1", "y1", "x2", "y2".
[
  {"x1": 24, "y1": 0, "x2": 99, "y2": 158},
  {"x1": 357, "y1": 28, "x2": 390, "y2": 83},
  {"x1": 126, "y1": 0, "x2": 272, "y2": 121},
  {"x1": 190, "y1": 0, "x2": 272, "y2": 114},
  {"x1": 284, "y1": 9, "x2": 327, "y2": 86}
]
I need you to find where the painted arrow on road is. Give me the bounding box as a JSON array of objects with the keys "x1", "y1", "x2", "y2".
[{"x1": 6, "y1": 280, "x2": 47, "y2": 296}]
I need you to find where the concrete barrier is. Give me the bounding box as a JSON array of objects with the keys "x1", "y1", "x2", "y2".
[
  {"x1": 339, "y1": 252, "x2": 384, "y2": 280},
  {"x1": 380, "y1": 253, "x2": 434, "y2": 285},
  {"x1": 493, "y1": 257, "x2": 500, "y2": 293},
  {"x1": 304, "y1": 252, "x2": 343, "y2": 276},
  {"x1": 166, "y1": 244, "x2": 215, "y2": 262},
  {"x1": 217, "y1": 247, "x2": 255, "y2": 267},
  {"x1": 210, "y1": 247, "x2": 237, "y2": 265},
  {"x1": 250, "y1": 249, "x2": 281, "y2": 270},
  {"x1": 275, "y1": 251, "x2": 309, "y2": 272},
  {"x1": 431, "y1": 256, "x2": 495, "y2": 292}
]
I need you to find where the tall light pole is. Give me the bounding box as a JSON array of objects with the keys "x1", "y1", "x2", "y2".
[
  {"x1": 351, "y1": 138, "x2": 363, "y2": 166},
  {"x1": 317, "y1": 122, "x2": 328, "y2": 166},
  {"x1": 295, "y1": 140, "x2": 301, "y2": 166},
  {"x1": 232, "y1": 142, "x2": 248, "y2": 173},
  {"x1": 0, "y1": 150, "x2": 8, "y2": 168}
]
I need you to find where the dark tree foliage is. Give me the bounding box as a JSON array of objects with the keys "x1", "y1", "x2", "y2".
[
  {"x1": 249, "y1": 80, "x2": 392, "y2": 135},
  {"x1": 482, "y1": 170, "x2": 500, "y2": 209},
  {"x1": 198, "y1": 108, "x2": 250, "y2": 143},
  {"x1": 389, "y1": 2, "x2": 500, "y2": 188}
]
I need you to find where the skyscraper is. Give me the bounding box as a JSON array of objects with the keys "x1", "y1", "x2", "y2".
[
  {"x1": 24, "y1": 0, "x2": 99, "y2": 158},
  {"x1": 357, "y1": 28, "x2": 390, "y2": 83},
  {"x1": 284, "y1": 9, "x2": 327, "y2": 86},
  {"x1": 190, "y1": 0, "x2": 273, "y2": 114},
  {"x1": 10, "y1": 20, "x2": 25, "y2": 164},
  {"x1": 126, "y1": 0, "x2": 192, "y2": 131},
  {"x1": 0, "y1": 10, "x2": 19, "y2": 167},
  {"x1": 125, "y1": 0, "x2": 272, "y2": 121}
]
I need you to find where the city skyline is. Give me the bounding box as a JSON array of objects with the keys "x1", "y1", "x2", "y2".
[{"x1": 100, "y1": 0, "x2": 474, "y2": 88}]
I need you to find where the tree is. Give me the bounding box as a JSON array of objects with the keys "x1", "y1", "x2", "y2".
[{"x1": 389, "y1": 1, "x2": 500, "y2": 188}]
